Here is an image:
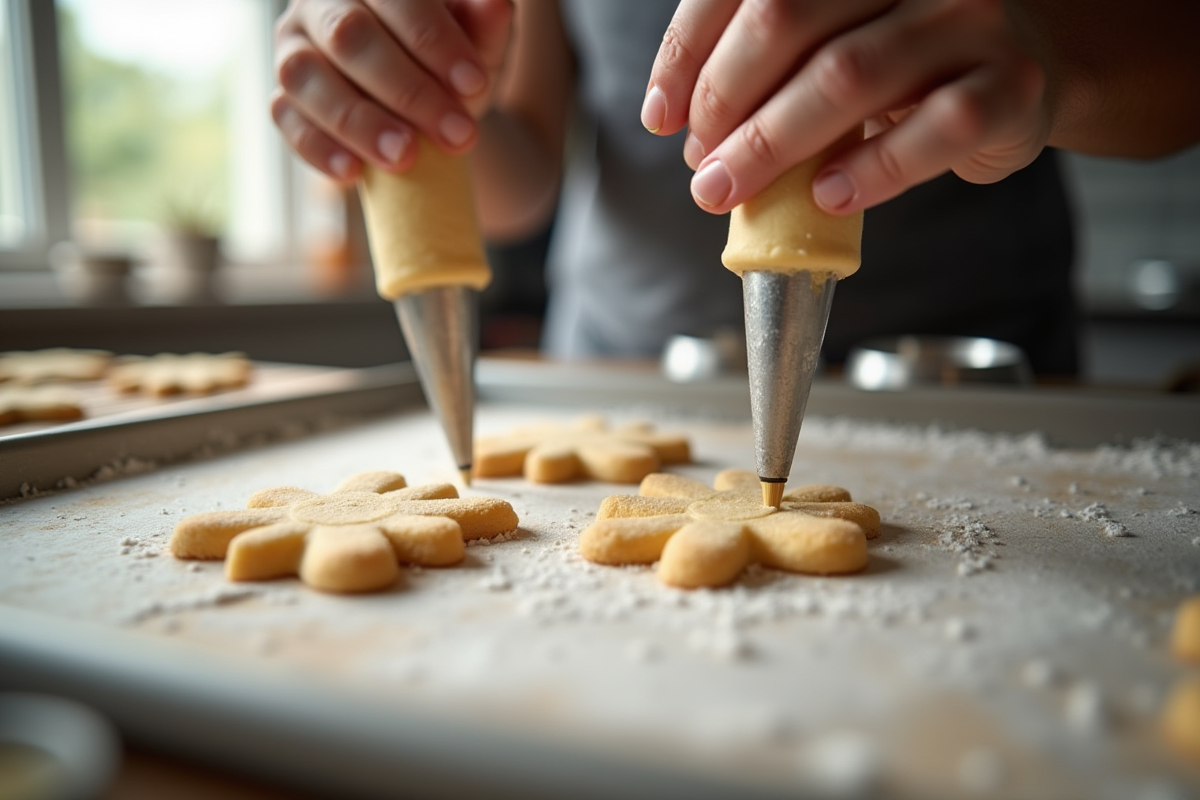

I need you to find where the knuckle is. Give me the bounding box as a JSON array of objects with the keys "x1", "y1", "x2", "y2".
[
  {"x1": 658, "y1": 23, "x2": 698, "y2": 73},
  {"x1": 277, "y1": 47, "x2": 318, "y2": 93},
  {"x1": 931, "y1": 87, "x2": 987, "y2": 147},
  {"x1": 810, "y1": 41, "x2": 876, "y2": 109},
  {"x1": 386, "y1": 77, "x2": 429, "y2": 117},
  {"x1": 692, "y1": 72, "x2": 733, "y2": 129},
  {"x1": 323, "y1": 5, "x2": 374, "y2": 58},
  {"x1": 741, "y1": 0, "x2": 790, "y2": 46},
  {"x1": 330, "y1": 98, "x2": 359, "y2": 136},
  {"x1": 872, "y1": 142, "x2": 908, "y2": 188},
  {"x1": 406, "y1": 19, "x2": 442, "y2": 54},
  {"x1": 739, "y1": 117, "x2": 783, "y2": 168}
]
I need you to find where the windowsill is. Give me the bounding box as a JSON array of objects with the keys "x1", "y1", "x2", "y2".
[{"x1": 0, "y1": 262, "x2": 380, "y2": 309}]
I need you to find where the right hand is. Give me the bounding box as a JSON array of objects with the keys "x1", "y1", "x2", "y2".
[{"x1": 272, "y1": 0, "x2": 514, "y2": 184}]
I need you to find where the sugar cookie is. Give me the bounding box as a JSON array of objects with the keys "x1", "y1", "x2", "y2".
[
  {"x1": 0, "y1": 348, "x2": 112, "y2": 384},
  {"x1": 108, "y1": 352, "x2": 252, "y2": 396},
  {"x1": 475, "y1": 416, "x2": 691, "y2": 484},
  {"x1": 170, "y1": 470, "x2": 519, "y2": 594},
  {"x1": 1163, "y1": 676, "x2": 1200, "y2": 762},
  {"x1": 1170, "y1": 595, "x2": 1200, "y2": 665},
  {"x1": 580, "y1": 469, "x2": 879, "y2": 588},
  {"x1": 0, "y1": 386, "x2": 85, "y2": 427}
]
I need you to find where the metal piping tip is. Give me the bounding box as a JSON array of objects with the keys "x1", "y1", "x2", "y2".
[
  {"x1": 393, "y1": 287, "x2": 477, "y2": 476},
  {"x1": 743, "y1": 269, "x2": 837, "y2": 484},
  {"x1": 458, "y1": 467, "x2": 473, "y2": 487},
  {"x1": 761, "y1": 480, "x2": 785, "y2": 509}
]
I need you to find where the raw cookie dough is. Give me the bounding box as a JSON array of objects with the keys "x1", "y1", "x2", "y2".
[
  {"x1": 722, "y1": 127, "x2": 864, "y2": 279},
  {"x1": 1163, "y1": 676, "x2": 1200, "y2": 762},
  {"x1": 579, "y1": 469, "x2": 879, "y2": 589},
  {"x1": 1170, "y1": 595, "x2": 1200, "y2": 664},
  {"x1": 474, "y1": 416, "x2": 691, "y2": 484},
  {"x1": 0, "y1": 386, "x2": 85, "y2": 427},
  {"x1": 108, "y1": 352, "x2": 252, "y2": 396},
  {"x1": 0, "y1": 348, "x2": 112, "y2": 384},
  {"x1": 170, "y1": 471, "x2": 519, "y2": 593},
  {"x1": 359, "y1": 138, "x2": 491, "y2": 300}
]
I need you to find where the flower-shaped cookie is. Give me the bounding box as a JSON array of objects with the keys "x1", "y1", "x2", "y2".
[
  {"x1": 0, "y1": 348, "x2": 112, "y2": 384},
  {"x1": 0, "y1": 386, "x2": 84, "y2": 427},
  {"x1": 474, "y1": 416, "x2": 690, "y2": 484},
  {"x1": 109, "y1": 352, "x2": 252, "y2": 396},
  {"x1": 580, "y1": 470, "x2": 880, "y2": 589},
  {"x1": 170, "y1": 471, "x2": 519, "y2": 593}
]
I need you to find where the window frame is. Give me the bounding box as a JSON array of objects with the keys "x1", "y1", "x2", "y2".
[{"x1": 0, "y1": 0, "x2": 295, "y2": 276}]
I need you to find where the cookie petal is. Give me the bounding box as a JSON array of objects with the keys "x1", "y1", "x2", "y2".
[
  {"x1": 784, "y1": 502, "x2": 880, "y2": 539},
  {"x1": 170, "y1": 508, "x2": 288, "y2": 559},
  {"x1": 579, "y1": 514, "x2": 689, "y2": 565},
  {"x1": 247, "y1": 486, "x2": 319, "y2": 508},
  {"x1": 383, "y1": 483, "x2": 458, "y2": 501},
  {"x1": 784, "y1": 485, "x2": 853, "y2": 503},
  {"x1": 711, "y1": 469, "x2": 759, "y2": 493},
  {"x1": 524, "y1": 441, "x2": 583, "y2": 483},
  {"x1": 299, "y1": 525, "x2": 399, "y2": 593},
  {"x1": 378, "y1": 514, "x2": 465, "y2": 566},
  {"x1": 597, "y1": 494, "x2": 690, "y2": 520},
  {"x1": 334, "y1": 471, "x2": 408, "y2": 494},
  {"x1": 747, "y1": 514, "x2": 868, "y2": 575},
  {"x1": 390, "y1": 497, "x2": 518, "y2": 539},
  {"x1": 658, "y1": 521, "x2": 752, "y2": 589},
  {"x1": 226, "y1": 522, "x2": 309, "y2": 581},
  {"x1": 638, "y1": 473, "x2": 714, "y2": 500}
]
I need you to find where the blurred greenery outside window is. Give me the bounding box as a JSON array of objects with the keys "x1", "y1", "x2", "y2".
[{"x1": 57, "y1": 0, "x2": 286, "y2": 262}]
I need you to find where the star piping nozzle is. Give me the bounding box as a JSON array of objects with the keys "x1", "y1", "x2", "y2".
[
  {"x1": 722, "y1": 128, "x2": 865, "y2": 506},
  {"x1": 358, "y1": 139, "x2": 492, "y2": 484},
  {"x1": 742, "y1": 269, "x2": 837, "y2": 506}
]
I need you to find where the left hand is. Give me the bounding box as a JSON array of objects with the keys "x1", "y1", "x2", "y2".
[{"x1": 642, "y1": 0, "x2": 1050, "y2": 215}]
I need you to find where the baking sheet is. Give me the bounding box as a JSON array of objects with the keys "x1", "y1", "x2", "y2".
[{"x1": 2, "y1": 392, "x2": 1199, "y2": 798}]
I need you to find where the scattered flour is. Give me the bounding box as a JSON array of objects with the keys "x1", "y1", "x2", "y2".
[{"x1": 1078, "y1": 503, "x2": 1131, "y2": 538}]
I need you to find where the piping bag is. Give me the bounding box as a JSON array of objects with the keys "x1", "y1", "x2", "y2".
[
  {"x1": 359, "y1": 138, "x2": 490, "y2": 485},
  {"x1": 721, "y1": 128, "x2": 864, "y2": 508}
]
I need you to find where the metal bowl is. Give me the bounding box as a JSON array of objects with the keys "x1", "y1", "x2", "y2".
[
  {"x1": 662, "y1": 330, "x2": 748, "y2": 383},
  {"x1": 846, "y1": 335, "x2": 1032, "y2": 391}
]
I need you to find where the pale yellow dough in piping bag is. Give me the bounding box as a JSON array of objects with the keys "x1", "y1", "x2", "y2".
[
  {"x1": 359, "y1": 137, "x2": 492, "y2": 299},
  {"x1": 722, "y1": 127, "x2": 865, "y2": 279}
]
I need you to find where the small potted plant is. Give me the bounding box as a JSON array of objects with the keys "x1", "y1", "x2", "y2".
[{"x1": 162, "y1": 194, "x2": 223, "y2": 304}]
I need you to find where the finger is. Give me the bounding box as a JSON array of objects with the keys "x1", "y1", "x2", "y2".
[
  {"x1": 296, "y1": 0, "x2": 478, "y2": 152},
  {"x1": 685, "y1": 0, "x2": 890, "y2": 157},
  {"x1": 271, "y1": 92, "x2": 362, "y2": 184},
  {"x1": 689, "y1": 2, "x2": 1005, "y2": 213},
  {"x1": 445, "y1": 0, "x2": 514, "y2": 117},
  {"x1": 276, "y1": 33, "x2": 420, "y2": 170},
  {"x1": 365, "y1": 0, "x2": 491, "y2": 97},
  {"x1": 815, "y1": 60, "x2": 1046, "y2": 213},
  {"x1": 642, "y1": 0, "x2": 739, "y2": 137}
]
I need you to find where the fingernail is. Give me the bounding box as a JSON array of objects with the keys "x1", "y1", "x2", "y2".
[
  {"x1": 691, "y1": 159, "x2": 732, "y2": 207},
  {"x1": 330, "y1": 151, "x2": 353, "y2": 179},
  {"x1": 683, "y1": 133, "x2": 705, "y2": 170},
  {"x1": 641, "y1": 85, "x2": 666, "y2": 133},
  {"x1": 814, "y1": 170, "x2": 856, "y2": 211},
  {"x1": 378, "y1": 129, "x2": 408, "y2": 164},
  {"x1": 449, "y1": 60, "x2": 486, "y2": 97},
  {"x1": 439, "y1": 112, "x2": 475, "y2": 147}
]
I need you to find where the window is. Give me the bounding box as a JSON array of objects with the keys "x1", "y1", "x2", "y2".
[{"x1": 1, "y1": 0, "x2": 295, "y2": 278}]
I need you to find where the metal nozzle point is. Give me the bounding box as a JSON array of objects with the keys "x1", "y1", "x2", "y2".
[
  {"x1": 761, "y1": 480, "x2": 785, "y2": 509},
  {"x1": 458, "y1": 467, "x2": 473, "y2": 487},
  {"x1": 393, "y1": 287, "x2": 477, "y2": 477}
]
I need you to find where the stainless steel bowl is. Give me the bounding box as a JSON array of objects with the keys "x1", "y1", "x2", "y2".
[
  {"x1": 846, "y1": 335, "x2": 1032, "y2": 391},
  {"x1": 662, "y1": 329, "x2": 748, "y2": 383}
]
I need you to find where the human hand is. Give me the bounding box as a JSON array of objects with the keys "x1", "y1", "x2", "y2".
[
  {"x1": 272, "y1": 0, "x2": 513, "y2": 184},
  {"x1": 642, "y1": 0, "x2": 1050, "y2": 215}
]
